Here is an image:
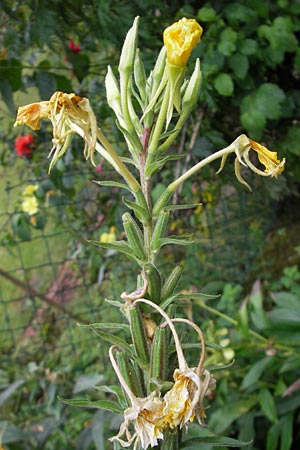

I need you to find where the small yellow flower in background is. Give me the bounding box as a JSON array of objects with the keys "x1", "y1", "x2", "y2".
[
  {"x1": 14, "y1": 91, "x2": 98, "y2": 170},
  {"x1": 21, "y1": 196, "x2": 38, "y2": 216},
  {"x1": 22, "y1": 184, "x2": 38, "y2": 196},
  {"x1": 100, "y1": 226, "x2": 116, "y2": 243},
  {"x1": 163, "y1": 18, "x2": 203, "y2": 67}
]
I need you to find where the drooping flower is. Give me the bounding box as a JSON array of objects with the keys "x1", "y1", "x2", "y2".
[
  {"x1": 68, "y1": 40, "x2": 81, "y2": 54},
  {"x1": 163, "y1": 18, "x2": 203, "y2": 67},
  {"x1": 14, "y1": 134, "x2": 34, "y2": 158},
  {"x1": 108, "y1": 346, "x2": 166, "y2": 450},
  {"x1": 217, "y1": 134, "x2": 285, "y2": 190},
  {"x1": 14, "y1": 91, "x2": 98, "y2": 170}
]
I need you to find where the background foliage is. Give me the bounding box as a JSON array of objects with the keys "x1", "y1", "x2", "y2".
[{"x1": 0, "y1": 1, "x2": 300, "y2": 449}]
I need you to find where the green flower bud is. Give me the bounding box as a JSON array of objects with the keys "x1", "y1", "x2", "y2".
[
  {"x1": 105, "y1": 65, "x2": 122, "y2": 117},
  {"x1": 182, "y1": 58, "x2": 202, "y2": 113},
  {"x1": 119, "y1": 16, "x2": 139, "y2": 75}
]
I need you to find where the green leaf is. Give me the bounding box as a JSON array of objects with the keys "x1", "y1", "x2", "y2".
[
  {"x1": 229, "y1": 53, "x2": 249, "y2": 79},
  {"x1": 80, "y1": 322, "x2": 129, "y2": 331},
  {"x1": 89, "y1": 240, "x2": 138, "y2": 262},
  {"x1": 180, "y1": 436, "x2": 252, "y2": 448},
  {"x1": 256, "y1": 83, "x2": 285, "y2": 120},
  {"x1": 86, "y1": 326, "x2": 133, "y2": 355},
  {"x1": 241, "y1": 357, "x2": 275, "y2": 390},
  {"x1": 58, "y1": 397, "x2": 123, "y2": 414},
  {"x1": 209, "y1": 398, "x2": 257, "y2": 434},
  {"x1": 155, "y1": 235, "x2": 194, "y2": 249},
  {"x1": 214, "y1": 73, "x2": 234, "y2": 97},
  {"x1": 280, "y1": 412, "x2": 293, "y2": 450},
  {"x1": 240, "y1": 108, "x2": 266, "y2": 140},
  {"x1": 35, "y1": 71, "x2": 57, "y2": 100},
  {"x1": 197, "y1": 6, "x2": 216, "y2": 22},
  {"x1": 217, "y1": 28, "x2": 238, "y2": 56},
  {"x1": 267, "y1": 423, "x2": 280, "y2": 450},
  {"x1": 0, "y1": 78, "x2": 15, "y2": 114},
  {"x1": 73, "y1": 374, "x2": 104, "y2": 394},
  {"x1": 0, "y1": 58, "x2": 22, "y2": 91},
  {"x1": 94, "y1": 180, "x2": 132, "y2": 192},
  {"x1": 122, "y1": 196, "x2": 149, "y2": 223},
  {"x1": 239, "y1": 39, "x2": 258, "y2": 56},
  {"x1": 259, "y1": 388, "x2": 278, "y2": 423},
  {"x1": 164, "y1": 203, "x2": 202, "y2": 212}
]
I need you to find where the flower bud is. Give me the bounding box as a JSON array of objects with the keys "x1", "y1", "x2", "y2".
[
  {"x1": 105, "y1": 65, "x2": 122, "y2": 117},
  {"x1": 182, "y1": 58, "x2": 202, "y2": 113},
  {"x1": 119, "y1": 16, "x2": 139, "y2": 74}
]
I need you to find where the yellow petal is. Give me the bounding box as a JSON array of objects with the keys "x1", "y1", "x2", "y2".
[
  {"x1": 163, "y1": 18, "x2": 203, "y2": 67},
  {"x1": 248, "y1": 138, "x2": 285, "y2": 177}
]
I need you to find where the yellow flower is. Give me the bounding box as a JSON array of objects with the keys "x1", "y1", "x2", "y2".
[
  {"x1": 163, "y1": 18, "x2": 203, "y2": 67},
  {"x1": 14, "y1": 91, "x2": 98, "y2": 170},
  {"x1": 100, "y1": 227, "x2": 116, "y2": 243},
  {"x1": 21, "y1": 196, "x2": 38, "y2": 215},
  {"x1": 22, "y1": 184, "x2": 38, "y2": 196}
]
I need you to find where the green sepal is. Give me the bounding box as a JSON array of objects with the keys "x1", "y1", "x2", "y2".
[
  {"x1": 150, "y1": 327, "x2": 168, "y2": 381},
  {"x1": 129, "y1": 304, "x2": 150, "y2": 367},
  {"x1": 144, "y1": 263, "x2": 162, "y2": 301},
  {"x1": 122, "y1": 212, "x2": 146, "y2": 261},
  {"x1": 155, "y1": 234, "x2": 194, "y2": 249},
  {"x1": 122, "y1": 196, "x2": 150, "y2": 223},
  {"x1": 116, "y1": 350, "x2": 145, "y2": 398},
  {"x1": 58, "y1": 396, "x2": 123, "y2": 414},
  {"x1": 180, "y1": 436, "x2": 252, "y2": 448},
  {"x1": 161, "y1": 266, "x2": 182, "y2": 301}
]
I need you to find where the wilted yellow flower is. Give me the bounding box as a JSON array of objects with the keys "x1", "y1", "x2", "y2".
[
  {"x1": 22, "y1": 184, "x2": 38, "y2": 196},
  {"x1": 21, "y1": 196, "x2": 38, "y2": 215},
  {"x1": 248, "y1": 138, "x2": 285, "y2": 177},
  {"x1": 163, "y1": 18, "x2": 203, "y2": 67},
  {"x1": 109, "y1": 346, "x2": 166, "y2": 450},
  {"x1": 15, "y1": 91, "x2": 98, "y2": 170},
  {"x1": 216, "y1": 134, "x2": 285, "y2": 190}
]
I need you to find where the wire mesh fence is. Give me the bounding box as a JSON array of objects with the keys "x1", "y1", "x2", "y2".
[{"x1": 0, "y1": 153, "x2": 282, "y2": 368}]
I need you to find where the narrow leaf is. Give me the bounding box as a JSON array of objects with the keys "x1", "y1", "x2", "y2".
[
  {"x1": 94, "y1": 180, "x2": 132, "y2": 192},
  {"x1": 59, "y1": 397, "x2": 123, "y2": 414},
  {"x1": 241, "y1": 357, "x2": 274, "y2": 390},
  {"x1": 122, "y1": 196, "x2": 149, "y2": 222},
  {"x1": 259, "y1": 388, "x2": 278, "y2": 423},
  {"x1": 89, "y1": 327, "x2": 133, "y2": 355},
  {"x1": 164, "y1": 203, "x2": 202, "y2": 212},
  {"x1": 89, "y1": 240, "x2": 138, "y2": 262},
  {"x1": 180, "y1": 436, "x2": 252, "y2": 448}
]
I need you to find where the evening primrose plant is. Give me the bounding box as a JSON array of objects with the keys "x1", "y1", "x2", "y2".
[{"x1": 15, "y1": 17, "x2": 285, "y2": 450}]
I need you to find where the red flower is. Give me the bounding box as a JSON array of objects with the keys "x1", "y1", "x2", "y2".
[
  {"x1": 14, "y1": 134, "x2": 34, "y2": 158},
  {"x1": 68, "y1": 40, "x2": 81, "y2": 54}
]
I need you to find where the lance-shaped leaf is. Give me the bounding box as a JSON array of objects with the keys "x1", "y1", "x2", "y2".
[
  {"x1": 154, "y1": 234, "x2": 194, "y2": 250},
  {"x1": 180, "y1": 436, "x2": 252, "y2": 448},
  {"x1": 59, "y1": 396, "x2": 123, "y2": 414},
  {"x1": 94, "y1": 180, "x2": 132, "y2": 192},
  {"x1": 122, "y1": 196, "x2": 150, "y2": 223},
  {"x1": 89, "y1": 239, "x2": 139, "y2": 262}
]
